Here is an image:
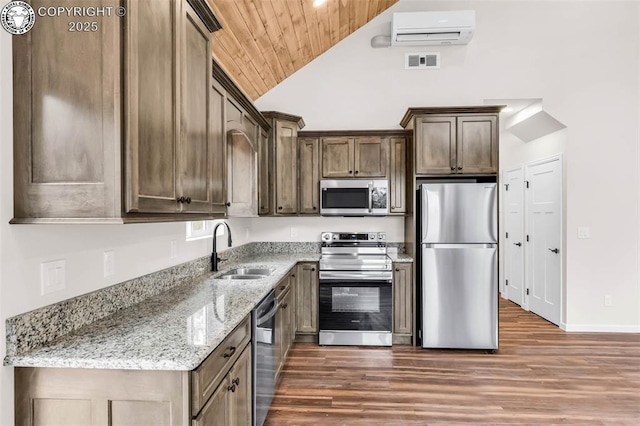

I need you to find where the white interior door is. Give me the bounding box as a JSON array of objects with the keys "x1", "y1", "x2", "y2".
[
  {"x1": 503, "y1": 167, "x2": 525, "y2": 306},
  {"x1": 525, "y1": 155, "x2": 562, "y2": 325}
]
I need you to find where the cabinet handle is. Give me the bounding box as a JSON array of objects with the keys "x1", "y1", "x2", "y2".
[
  {"x1": 185, "y1": 197, "x2": 191, "y2": 204},
  {"x1": 313, "y1": 206, "x2": 317, "y2": 210},
  {"x1": 223, "y1": 346, "x2": 236, "y2": 358},
  {"x1": 292, "y1": 274, "x2": 295, "y2": 278},
  {"x1": 280, "y1": 285, "x2": 286, "y2": 290},
  {"x1": 227, "y1": 384, "x2": 236, "y2": 392},
  {"x1": 349, "y1": 170, "x2": 353, "y2": 174},
  {"x1": 176, "y1": 196, "x2": 185, "y2": 203},
  {"x1": 355, "y1": 170, "x2": 359, "y2": 174},
  {"x1": 549, "y1": 248, "x2": 559, "y2": 254},
  {"x1": 395, "y1": 268, "x2": 399, "y2": 271},
  {"x1": 225, "y1": 202, "x2": 231, "y2": 207},
  {"x1": 450, "y1": 167, "x2": 455, "y2": 171},
  {"x1": 457, "y1": 166, "x2": 463, "y2": 170},
  {"x1": 282, "y1": 303, "x2": 288, "y2": 309},
  {"x1": 278, "y1": 206, "x2": 283, "y2": 210},
  {"x1": 311, "y1": 268, "x2": 315, "y2": 272},
  {"x1": 232, "y1": 377, "x2": 240, "y2": 386},
  {"x1": 514, "y1": 242, "x2": 522, "y2": 247},
  {"x1": 391, "y1": 205, "x2": 396, "y2": 209}
]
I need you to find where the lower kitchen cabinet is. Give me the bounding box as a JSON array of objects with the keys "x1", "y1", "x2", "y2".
[
  {"x1": 393, "y1": 263, "x2": 413, "y2": 345},
  {"x1": 194, "y1": 343, "x2": 252, "y2": 426},
  {"x1": 295, "y1": 262, "x2": 319, "y2": 340},
  {"x1": 15, "y1": 316, "x2": 252, "y2": 426},
  {"x1": 275, "y1": 270, "x2": 295, "y2": 379}
]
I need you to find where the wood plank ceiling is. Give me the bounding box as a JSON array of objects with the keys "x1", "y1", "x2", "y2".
[{"x1": 206, "y1": 0, "x2": 398, "y2": 100}]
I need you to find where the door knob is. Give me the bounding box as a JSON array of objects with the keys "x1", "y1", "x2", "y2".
[
  {"x1": 549, "y1": 248, "x2": 559, "y2": 254},
  {"x1": 225, "y1": 202, "x2": 231, "y2": 207},
  {"x1": 514, "y1": 242, "x2": 522, "y2": 247}
]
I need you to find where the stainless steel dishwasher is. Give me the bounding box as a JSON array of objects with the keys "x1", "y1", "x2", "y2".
[{"x1": 252, "y1": 290, "x2": 278, "y2": 426}]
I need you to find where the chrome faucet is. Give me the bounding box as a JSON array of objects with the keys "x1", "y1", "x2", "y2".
[{"x1": 212, "y1": 222, "x2": 233, "y2": 272}]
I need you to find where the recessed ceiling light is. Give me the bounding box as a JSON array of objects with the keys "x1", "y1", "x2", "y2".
[{"x1": 313, "y1": 0, "x2": 326, "y2": 7}]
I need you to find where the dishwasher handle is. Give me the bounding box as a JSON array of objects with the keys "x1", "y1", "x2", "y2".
[{"x1": 257, "y1": 300, "x2": 278, "y2": 324}]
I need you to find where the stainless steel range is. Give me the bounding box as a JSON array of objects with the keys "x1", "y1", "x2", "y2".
[{"x1": 318, "y1": 232, "x2": 393, "y2": 346}]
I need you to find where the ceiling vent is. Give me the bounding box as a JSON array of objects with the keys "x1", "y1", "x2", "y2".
[
  {"x1": 405, "y1": 53, "x2": 440, "y2": 70},
  {"x1": 392, "y1": 10, "x2": 475, "y2": 46}
]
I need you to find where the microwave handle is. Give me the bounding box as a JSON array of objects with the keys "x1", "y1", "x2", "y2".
[{"x1": 368, "y1": 182, "x2": 373, "y2": 213}]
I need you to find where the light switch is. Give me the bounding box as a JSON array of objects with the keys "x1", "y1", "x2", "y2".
[
  {"x1": 41, "y1": 259, "x2": 66, "y2": 295},
  {"x1": 577, "y1": 226, "x2": 590, "y2": 239}
]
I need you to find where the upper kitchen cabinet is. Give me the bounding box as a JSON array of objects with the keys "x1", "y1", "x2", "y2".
[
  {"x1": 12, "y1": 0, "x2": 223, "y2": 223},
  {"x1": 401, "y1": 107, "x2": 502, "y2": 176},
  {"x1": 261, "y1": 112, "x2": 306, "y2": 216},
  {"x1": 12, "y1": 0, "x2": 124, "y2": 223},
  {"x1": 321, "y1": 137, "x2": 387, "y2": 178},
  {"x1": 126, "y1": 0, "x2": 219, "y2": 215},
  {"x1": 213, "y1": 64, "x2": 270, "y2": 218},
  {"x1": 389, "y1": 137, "x2": 408, "y2": 214},
  {"x1": 298, "y1": 138, "x2": 320, "y2": 215}
]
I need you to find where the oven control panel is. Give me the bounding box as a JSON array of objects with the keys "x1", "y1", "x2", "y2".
[{"x1": 321, "y1": 232, "x2": 386, "y2": 243}]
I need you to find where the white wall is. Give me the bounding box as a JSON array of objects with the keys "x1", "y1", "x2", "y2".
[
  {"x1": 244, "y1": 216, "x2": 404, "y2": 242},
  {"x1": 256, "y1": 0, "x2": 640, "y2": 331}
]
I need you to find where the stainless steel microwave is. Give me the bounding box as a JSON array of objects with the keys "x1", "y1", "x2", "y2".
[{"x1": 320, "y1": 179, "x2": 388, "y2": 216}]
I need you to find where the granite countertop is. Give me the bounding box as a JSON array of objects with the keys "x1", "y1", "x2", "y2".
[
  {"x1": 388, "y1": 253, "x2": 413, "y2": 263},
  {"x1": 5, "y1": 254, "x2": 319, "y2": 371}
]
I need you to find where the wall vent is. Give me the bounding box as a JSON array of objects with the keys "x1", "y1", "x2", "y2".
[{"x1": 405, "y1": 53, "x2": 440, "y2": 69}]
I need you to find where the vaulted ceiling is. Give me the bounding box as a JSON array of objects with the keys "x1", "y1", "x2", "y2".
[{"x1": 207, "y1": 0, "x2": 398, "y2": 100}]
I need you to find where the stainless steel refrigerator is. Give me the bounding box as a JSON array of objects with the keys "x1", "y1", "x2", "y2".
[{"x1": 419, "y1": 182, "x2": 498, "y2": 350}]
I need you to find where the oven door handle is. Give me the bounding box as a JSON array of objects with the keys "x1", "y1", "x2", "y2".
[{"x1": 319, "y1": 270, "x2": 392, "y2": 282}]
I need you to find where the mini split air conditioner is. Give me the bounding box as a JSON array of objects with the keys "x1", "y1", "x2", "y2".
[{"x1": 392, "y1": 10, "x2": 475, "y2": 46}]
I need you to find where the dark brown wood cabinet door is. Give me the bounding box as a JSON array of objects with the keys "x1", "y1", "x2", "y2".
[
  {"x1": 179, "y1": 2, "x2": 213, "y2": 213},
  {"x1": 258, "y1": 129, "x2": 271, "y2": 215},
  {"x1": 226, "y1": 130, "x2": 257, "y2": 217},
  {"x1": 321, "y1": 138, "x2": 354, "y2": 178},
  {"x1": 125, "y1": 0, "x2": 180, "y2": 213},
  {"x1": 354, "y1": 137, "x2": 387, "y2": 177},
  {"x1": 13, "y1": 0, "x2": 121, "y2": 220},
  {"x1": 210, "y1": 80, "x2": 226, "y2": 215},
  {"x1": 456, "y1": 116, "x2": 498, "y2": 174},
  {"x1": 389, "y1": 137, "x2": 407, "y2": 214},
  {"x1": 298, "y1": 138, "x2": 320, "y2": 214},
  {"x1": 393, "y1": 263, "x2": 413, "y2": 336},
  {"x1": 274, "y1": 121, "x2": 298, "y2": 214},
  {"x1": 227, "y1": 344, "x2": 252, "y2": 426},
  {"x1": 296, "y1": 263, "x2": 319, "y2": 334},
  {"x1": 415, "y1": 117, "x2": 456, "y2": 175}
]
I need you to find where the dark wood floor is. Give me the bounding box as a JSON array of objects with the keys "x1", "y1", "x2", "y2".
[{"x1": 266, "y1": 298, "x2": 640, "y2": 425}]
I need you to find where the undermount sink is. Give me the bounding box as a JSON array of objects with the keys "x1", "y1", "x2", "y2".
[{"x1": 218, "y1": 267, "x2": 276, "y2": 280}]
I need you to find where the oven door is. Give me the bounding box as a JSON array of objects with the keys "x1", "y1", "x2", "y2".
[{"x1": 319, "y1": 280, "x2": 392, "y2": 332}]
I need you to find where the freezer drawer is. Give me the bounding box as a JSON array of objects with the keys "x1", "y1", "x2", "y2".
[
  {"x1": 421, "y1": 244, "x2": 498, "y2": 349},
  {"x1": 420, "y1": 183, "x2": 497, "y2": 243}
]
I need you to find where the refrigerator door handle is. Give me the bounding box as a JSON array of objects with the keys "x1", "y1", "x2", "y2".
[{"x1": 422, "y1": 243, "x2": 497, "y2": 249}]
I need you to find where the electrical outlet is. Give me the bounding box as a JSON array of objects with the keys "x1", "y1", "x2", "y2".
[
  {"x1": 577, "y1": 226, "x2": 590, "y2": 239},
  {"x1": 604, "y1": 295, "x2": 612, "y2": 307},
  {"x1": 290, "y1": 227, "x2": 298, "y2": 238},
  {"x1": 103, "y1": 251, "x2": 115, "y2": 277},
  {"x1": 170, "y1": 240, "x2": 178, "y2": 259},
  {"x1": 41, "y1": 259, "x2": 66, "y2": 295}
]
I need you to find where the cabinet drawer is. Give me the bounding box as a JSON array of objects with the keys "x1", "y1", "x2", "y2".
[{"x1": 191, "y1": 316, "x2": 251, "y2": 416}]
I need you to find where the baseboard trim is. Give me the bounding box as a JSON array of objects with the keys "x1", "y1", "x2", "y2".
[{"x1": 563, "y1": 323, "x2": 640, "y2": 333}]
